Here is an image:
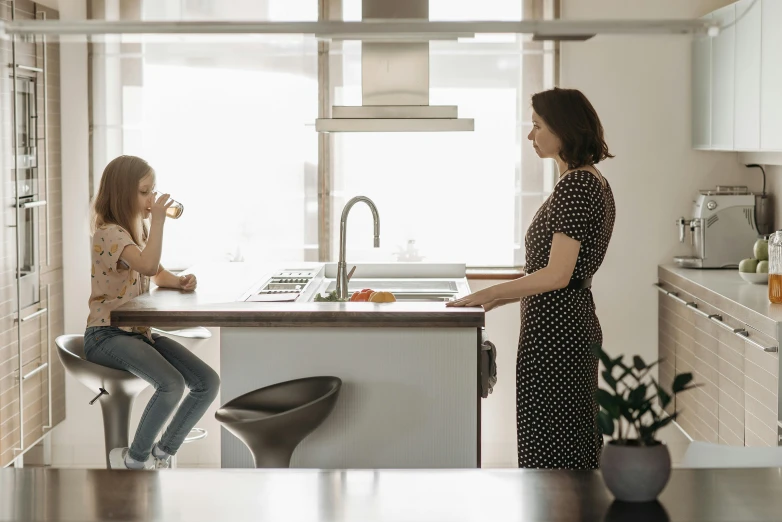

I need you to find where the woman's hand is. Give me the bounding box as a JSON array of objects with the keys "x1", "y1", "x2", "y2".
[
  {"x1": 446, "y1": 288, "x2": 496, "y2": 308},
  {"x1": 179, "y1": 273, "x2": 197, "y2": 291}
]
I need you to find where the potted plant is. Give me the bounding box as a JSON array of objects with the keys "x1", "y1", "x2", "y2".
[{"x1": 592, "y1": 343, "x2": 698, "y2": 503}]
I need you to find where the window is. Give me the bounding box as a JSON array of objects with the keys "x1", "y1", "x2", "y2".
[
  {"x1": 91, "y1": 0, "x2": 556, "y2": 269},
  {"x1": 331, "y1": 0, "x2": 556, "y2": 267}
]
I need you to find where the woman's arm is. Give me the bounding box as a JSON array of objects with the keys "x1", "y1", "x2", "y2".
[{"x1": 447, "y1": 233, "x2": 580, "y2": 308}]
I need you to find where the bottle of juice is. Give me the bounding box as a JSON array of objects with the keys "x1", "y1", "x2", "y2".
[{"x1": 769, "y1": 231, "x2": 782, "y2": 304}]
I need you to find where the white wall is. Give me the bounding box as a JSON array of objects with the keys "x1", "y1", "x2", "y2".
[
  {"x1": 560, "y1": 0, "x2": 749, "y2": 367},
  {"x1": 50, "y1": 0, "x2": 94, "y2": 466},
  {"x1": 474, "y1": 0, "x2": 751, "y2": 469}
]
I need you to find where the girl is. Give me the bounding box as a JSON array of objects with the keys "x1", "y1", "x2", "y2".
[
  {"x1": 448, "y1": 88, "x2": 616, "y2": 469},
  {"x1": 84, "y1": 155, "x2": 220, "y2": 470}
]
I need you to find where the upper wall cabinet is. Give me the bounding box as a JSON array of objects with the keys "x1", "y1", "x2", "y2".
[
  {"x1": 734, "y1": 0, "x2": 761, "y2": 150},
  {"x1": 693, "y1": 0, "x2": 780, "y2": 152},
  {"x1": 692, "y1": 13, "x2": 712, "y2": 149},
  {"x1": 711, "y1": 4, "x2": 735, "y2": 150},
  {"x1": 760, "y1": 0, "x2": 782, "y2": 150}
]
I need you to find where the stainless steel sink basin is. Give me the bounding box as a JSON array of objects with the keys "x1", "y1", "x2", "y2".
[
  {"x1": 323, "y1": 279, "x2": 458, "y2": 294},
  {"x1": 306, "y1": 278, "x2": 463, "y2": 302}
]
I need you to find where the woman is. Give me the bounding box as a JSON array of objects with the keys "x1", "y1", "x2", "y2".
[{"x1": 447, "y1": 87, "x2": 616, "y2": 469}]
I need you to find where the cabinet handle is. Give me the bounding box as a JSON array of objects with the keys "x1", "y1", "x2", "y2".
[
  {"x1": 19, "y1": 200, "x2": 46, "y2": 209},
  {"x1": 685, "y1": 301, "x2": 711, "y2": 319},
  {"x1": 708, "y1": 314, "x2": 745, "y2": 334},
  {"x1": 39, "y1": 11, "x2": 50, "y2": 267},
  {"x1": 22, "y1": 362, "x2": 48, "y2": 381},
  {"x1": 15, "y1": 64, "x2": 43, "y2": 73},
  {"x1": 15, "y1": 307, "x2": 47, "y2": 323},
  {"x1": 43, "y1": 284, "x2": 52, "y2": 429},
  {"x1": 654, "y1": 283, "x2": 698, "y2": 308},
  {"x1": 735, "y1": 330, "x2": 778, "y2": 353}
]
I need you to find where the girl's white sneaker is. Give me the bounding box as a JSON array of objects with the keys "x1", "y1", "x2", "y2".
[{"x1": 108, "y1": 447, "x2": 154, "y2": 470}]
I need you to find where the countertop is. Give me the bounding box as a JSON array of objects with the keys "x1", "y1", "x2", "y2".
[
  {"x1": 658, "y1": 264, "x2": 782, "y2": 337},
  {"x1": 2, "y1": 467, "x2": 780, "y2": 522},
  {"x1": 111, "y1": 262, "x2": 484, "y2": 328}
]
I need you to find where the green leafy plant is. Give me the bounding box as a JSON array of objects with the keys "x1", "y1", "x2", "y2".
[{"x1": 592, "y1": 343, "x2": 699, "y2": 446}]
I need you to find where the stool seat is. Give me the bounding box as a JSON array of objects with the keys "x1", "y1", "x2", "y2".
[
  {"x1": 55, "y1": 334, "x2": 150, "y2": 468},
  {"x1": 216, "y1": 376, "x2": 341, "y2": 468}
]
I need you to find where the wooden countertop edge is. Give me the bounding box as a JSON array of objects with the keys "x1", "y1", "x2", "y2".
[{"x1": 111, "y1": 311, "x2": 485, "y2": 328}]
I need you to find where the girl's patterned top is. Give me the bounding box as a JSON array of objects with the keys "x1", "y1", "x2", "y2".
[{"x1": 86, "y1": 224, "x2": 152, "y2": 341}]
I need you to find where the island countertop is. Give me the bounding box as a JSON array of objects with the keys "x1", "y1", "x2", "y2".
[{"x1": 111, "y1": 262, "x2": 485, "y2": 328}]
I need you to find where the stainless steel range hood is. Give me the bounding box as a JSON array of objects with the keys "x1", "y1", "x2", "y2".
[{"x1": 315, "y1": 0, "x2": 474, "y2": 133}]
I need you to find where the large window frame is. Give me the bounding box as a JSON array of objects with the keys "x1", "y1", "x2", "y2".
[{"x1": 88, "y1": 0, "x2": 559, "y2": 270}]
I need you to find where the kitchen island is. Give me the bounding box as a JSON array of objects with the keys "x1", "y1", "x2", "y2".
[{"x1": 112, "y1": 262, "x2": 485, "y2": 469}]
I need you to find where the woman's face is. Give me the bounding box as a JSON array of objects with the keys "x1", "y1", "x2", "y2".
[
  {"x1": 137, "y1": 172, "x2": 156, "y2": 220},
  {"x1": 527, "y1": 110, "x2": 562, "y2": 160}
]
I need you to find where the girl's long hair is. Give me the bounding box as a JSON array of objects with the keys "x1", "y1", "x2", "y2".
[{"x1": 91, "y1": 155, "x2": 153, "y2": 245}]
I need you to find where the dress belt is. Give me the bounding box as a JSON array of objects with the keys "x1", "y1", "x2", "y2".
[{"x1": 566, "y1": 277, "x2": 592, "y2": 290}]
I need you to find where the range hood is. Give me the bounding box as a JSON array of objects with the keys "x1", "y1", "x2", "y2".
[{"x1": 315, "y1": 0, "x2": 474, "y2": 133}]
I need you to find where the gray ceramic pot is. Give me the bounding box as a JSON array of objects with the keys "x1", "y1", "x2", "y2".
[{"x1": 600, "y1": 441, "x2": 671, "y2": 502}]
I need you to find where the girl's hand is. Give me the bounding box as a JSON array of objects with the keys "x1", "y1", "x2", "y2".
[
  {"x1": 179, "y1": 273, "x2": 197, "y2": 291},
  {"x1": 446, "y1": 288, "x2": 496, "y2": 308},
  {"x1": 150, "y1": 192, "x2": 174, "y2": 223}
]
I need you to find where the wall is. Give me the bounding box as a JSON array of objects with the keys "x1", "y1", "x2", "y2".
[
  {"x1": 560, "y1": 0, "x2": 749, "y2": 370},
  {"x1": 474, "y1": 0, "x2": 753, "y2": 468},
  {"x1": 763, "y1": 165, "x2": 782, "y2": 230},
  {"x1": 48, "y1": 0, "x2": 94, "y2": 466}
]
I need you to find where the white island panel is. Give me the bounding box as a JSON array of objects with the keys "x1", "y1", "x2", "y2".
[{"x1": 220, "y1": 327, "x2": 479, "y2": 469}]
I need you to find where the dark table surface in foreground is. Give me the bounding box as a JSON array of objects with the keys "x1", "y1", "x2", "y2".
[{"x1": 1, "y1": 467, "x2": 779, "y2": 522}]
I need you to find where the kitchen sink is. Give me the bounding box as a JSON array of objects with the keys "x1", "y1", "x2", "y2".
[
  {"x1": 322, "y1": 279, "x2": 458, "y2": 294},
  {"x1": 306, "y1": 278, "x2": 463, "y2": 302}
]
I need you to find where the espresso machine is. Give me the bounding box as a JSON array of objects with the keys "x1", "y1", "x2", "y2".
[{"x1": 674, "y1": 185, "x2": 771, "y2": 269}]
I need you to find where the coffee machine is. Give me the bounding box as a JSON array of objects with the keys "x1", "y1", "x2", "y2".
[{"x1": 674, "y1": 186, "x2": 764, "y2": 269}]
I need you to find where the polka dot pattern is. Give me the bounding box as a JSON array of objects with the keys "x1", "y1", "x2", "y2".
[{"x1": 516, "y1": 170, "x2": 616, "y2": 469}]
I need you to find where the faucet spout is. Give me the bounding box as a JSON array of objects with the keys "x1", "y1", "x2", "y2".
[{"x1": 337, "y1": 196, "x2": 380, "y2": 300}]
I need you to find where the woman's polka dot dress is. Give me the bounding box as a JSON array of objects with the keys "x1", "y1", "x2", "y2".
[{"x1": 516, "y1": 170, "x2": 616, "y2": 469}]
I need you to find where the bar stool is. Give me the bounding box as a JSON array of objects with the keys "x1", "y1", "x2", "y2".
[
  {"x1": 168, "y1": 427, "x2": 208, "y2": 469},
  {"x1": 215, "y1": 376, "x2": 342, "y2": 468},
  {"x1": 55, "y1": 334, "x2": 150, "y2": 468}
]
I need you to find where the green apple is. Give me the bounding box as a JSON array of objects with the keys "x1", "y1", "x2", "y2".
[
  {"x1": 757, "y1": 260, "x2": 769, "y2": 274},
  {"x1": 754, "y1": 239, "x2": 769, "y2": 261},
  {"x1": 739, "y1": 258, "x2": 759, "y2": 273}
]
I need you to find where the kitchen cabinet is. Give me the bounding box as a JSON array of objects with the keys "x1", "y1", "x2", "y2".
[
  {"x1": 656, "y1": 282, "x2": 781, "y2": 447},
  {"x1": 760, "y1": 0, "x2": 782, "y2": 150},
  {"x1": 0, "y1": 1, "x2": 65, "y2": 468},
  {"x1": 692, "y1": 14, "x2": 712, "y2": 150},
  {"x1": 734, "y1": 0, "x2": 762, "y2": 150},
  {"x1": 692, "y1": 0, "x2": 782, "y2": 152},
  {"x1": 711, "y1": 4, "x2": 736, "y2": 150}
]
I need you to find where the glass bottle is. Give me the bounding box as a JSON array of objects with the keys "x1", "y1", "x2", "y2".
[{"x1": 769, "y1": 231, "x2": 782, "y2": 304}]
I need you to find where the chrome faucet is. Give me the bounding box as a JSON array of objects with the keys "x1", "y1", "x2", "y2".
[{"x1": 337, "y1": 196, "x2": 380, "y2": 300}]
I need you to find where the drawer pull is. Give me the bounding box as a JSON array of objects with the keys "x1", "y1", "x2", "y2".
[
  {"x1": 22, "y1": 362, "x2": 48, "y2": 381},
  {"x1": 708, "y1": 314, "x2": 745, "y2": 334},
  {"x1": 15, "y1": 307, "x2": 48, "y2": 323},
  {"x1": 736, "y1": 330, "x2": 778, "y2": 353}
]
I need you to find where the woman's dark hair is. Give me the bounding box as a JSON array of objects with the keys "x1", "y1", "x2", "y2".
[{"x1": 531, "y1": 87, "x2": 614, "y2": 169}]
